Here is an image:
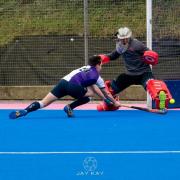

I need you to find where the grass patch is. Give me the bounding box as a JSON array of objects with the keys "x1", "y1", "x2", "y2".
[{"x1": 0, "y1": 0, "x2": 179, "y2": 46}]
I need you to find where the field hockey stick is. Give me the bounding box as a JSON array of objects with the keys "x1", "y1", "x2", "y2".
[{"x1": 120, "y1": 104, "x2": 168, "y2": 115}]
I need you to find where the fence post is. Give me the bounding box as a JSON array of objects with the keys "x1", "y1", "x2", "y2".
[
  {"x1": 84, "y1": 0, "x2": 89, "y2": 65},
  {"x1": 146, "y1": 0, "x2": 152, "y2": 49},
  {"x1": 146, "y1": 0, "x2": 153, "y2": 108}
]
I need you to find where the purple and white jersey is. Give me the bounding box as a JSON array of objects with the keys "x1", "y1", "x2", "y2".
[
  {"x1": 63, "y1": 65, "x2": 100, "y2": 87},
  {"x1": 96, "y1": 76, "x2": 105, "y2": 89}
]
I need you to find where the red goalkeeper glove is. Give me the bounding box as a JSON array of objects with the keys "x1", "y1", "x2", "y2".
[
  {"x1": 99, "y1": 54, "x2": 110, "y2": 64},
  {"x1": 142, "y1": 50, "x2": 159, "y2": 65}
]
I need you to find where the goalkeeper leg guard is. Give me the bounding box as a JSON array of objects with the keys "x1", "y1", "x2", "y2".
[
  {"x1": 105, "y1": 80, "x2": 116, "y2": 96},
  {"x1": 146, "y1": 79, "x2": 173, "y2": 109},
  {"x1": 98, "y1": 81, "x2": 120, "y2": 111}
]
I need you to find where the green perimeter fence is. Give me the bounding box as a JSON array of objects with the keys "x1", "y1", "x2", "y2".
[{"x1": 0, "y1": 0, "x2": 179, "y2": 86}]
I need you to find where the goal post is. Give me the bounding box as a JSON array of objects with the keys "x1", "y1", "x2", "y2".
[{"x1": 146, "y1": 0, "x2": 153, "y2": 108}]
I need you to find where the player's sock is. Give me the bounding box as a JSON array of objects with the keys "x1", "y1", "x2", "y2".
[
  {"x1": 25, "y1": 101, "x2": 41, "y2": 113},
  {"x1": 69, "y1": 97, "x2": 90, "y2": 109},
  {"x1": 159, "y1": 91, "x2": 166, "y2": 110}
]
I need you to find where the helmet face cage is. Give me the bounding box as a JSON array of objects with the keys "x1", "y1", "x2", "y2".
[{"x1": 116, "y1": 40, "x2": 129, "y2": 53}]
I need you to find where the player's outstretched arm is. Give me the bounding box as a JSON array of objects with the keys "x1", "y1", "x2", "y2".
[
  {"x1": 91, "y1": 85, "x2": 120, "y2": 107},
  {"x1": 100, "y1": 87, "x2": 120, "y2": 107},
  {"x1": 85, "y1": 84, "x2": 114, "y2": 106}
]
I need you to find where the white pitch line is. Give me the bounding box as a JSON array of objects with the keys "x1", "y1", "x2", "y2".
[{"x1": 0, "y1": 151, "x2": 180, "y2": 155}]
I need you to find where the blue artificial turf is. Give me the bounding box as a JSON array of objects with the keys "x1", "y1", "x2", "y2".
[{"x1": 0, "y1": 110, "x2": 180, "y2": 180}]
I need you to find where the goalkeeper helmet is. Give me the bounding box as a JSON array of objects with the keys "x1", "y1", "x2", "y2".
[{"x1": 117, "y1": 27, "x2": 132, "y2": 39}]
